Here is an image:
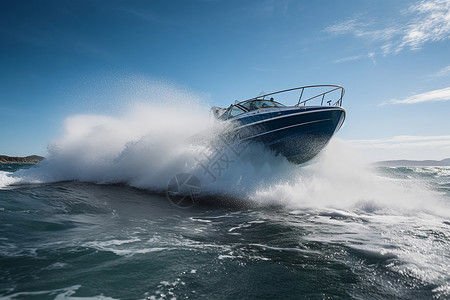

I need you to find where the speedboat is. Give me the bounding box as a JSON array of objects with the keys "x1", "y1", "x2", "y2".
[{"x1": 211, "y1": 85, "x2": 346, "y2": 164}]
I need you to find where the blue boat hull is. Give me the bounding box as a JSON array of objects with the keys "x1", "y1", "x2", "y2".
[{"x1": 227, "y1": 107, "x2": 345, "y2": 164}]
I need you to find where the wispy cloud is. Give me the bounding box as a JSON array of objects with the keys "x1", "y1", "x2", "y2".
[
  {"x1": 381, "y1": 86, "x2": 450, "y2": 105},
  {"x1": 325, "y1": 19, "x2": 361, "y2": 35},
  {"x1": 326, "y1": 0, "x2": 450, "y2": 61},
  {"x1": 397, "y1": 0, "x2": 450, "y2": 52},
  {"x1": 325, "y1": 18, "x2": 400, "y2": 42},
  {"x1": 333, "y1": 52, "x2": 376, "y2": 64},
  {"x1": 333, "y1": 54, "x2": 365, "y2": 64},
  {"x1": 428, "y1": 64, "x2": 450, "y2": 78}
]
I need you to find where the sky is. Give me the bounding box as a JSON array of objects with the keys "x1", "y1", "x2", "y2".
[{"x1": 1, "y1": 0, "x2": 450, "y2": 161}]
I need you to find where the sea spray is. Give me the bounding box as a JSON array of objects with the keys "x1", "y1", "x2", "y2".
[
  {"x1": 11, "y1": 103, "x2": 213, "y2": 188},
  {"x1": 3, "y1": 81, "x2": 296, "y2": 197},
  {"x1": 252, "y1": 139, "x2": 450, "y2": 218}
]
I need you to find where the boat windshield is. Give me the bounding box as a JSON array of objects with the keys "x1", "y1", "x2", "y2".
[
  {"x1": 219, "y1": 99, "x2": 285, "y2": 120},
  {"x1": 229, "y1": 106, "x2": 246, "y2": 117},
  {"x1": 240, "y1": 99, "x2": 285, "y2": 111}
]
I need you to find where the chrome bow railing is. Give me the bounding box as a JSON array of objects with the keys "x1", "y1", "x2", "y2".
[{"x1": 247, "y1": 84, "x2": 345, "y2": 107}]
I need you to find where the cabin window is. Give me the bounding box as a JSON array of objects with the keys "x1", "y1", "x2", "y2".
[
  {"x1": 229, "y1": 106, "x2": 246, "y2": 118},
  {"x1": 248, "y1": 100, "x2": 278, "y2": 110}
]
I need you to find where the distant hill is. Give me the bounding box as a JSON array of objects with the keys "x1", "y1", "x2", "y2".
[
  {"x1": 374, "y1": 158, "x2": 450, "y2": 167},
  {"x1": 0, "y1": 155, "x2": 45, "y2": 164}
]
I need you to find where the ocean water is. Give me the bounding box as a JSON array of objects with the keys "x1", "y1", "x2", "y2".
[
  {"x1": 1, "y1": 162, "x2": 450, "y2": 300},
  {"x1": 1, "y1": 84, "x2": 450, "y2": 299}
]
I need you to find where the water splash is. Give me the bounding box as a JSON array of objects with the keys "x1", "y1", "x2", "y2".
[
  {"x1": 3, "y1": 81, "x2": 449, "y2": 218},
  {"x1": 249, "y1": 139, "x2": 450, "y2": 217}
]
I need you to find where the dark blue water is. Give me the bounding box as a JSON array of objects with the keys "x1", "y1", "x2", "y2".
[{"x1": 1, "y1": 163, "x2": 450, "y2": 299}]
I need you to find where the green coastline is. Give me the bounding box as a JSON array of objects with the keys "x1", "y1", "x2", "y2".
[{"x1": 0, "y1": 155, "x2": 45, "y2": 164}]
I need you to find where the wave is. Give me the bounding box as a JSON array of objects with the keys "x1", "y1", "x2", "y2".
[
  {"x1": 2, "y1": 81, "x2": 449, "y2": 217},
  {"x1": 0, "y1": 285, "x2": 118, "y2": 300}
]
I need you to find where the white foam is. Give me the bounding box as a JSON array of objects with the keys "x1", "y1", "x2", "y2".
[
  {"x1": 82, "y1": 238, "x2": 171, "y2": 256},
  {"x1": 248, "y1": 139, "x2": 450, "y2": 217},
  {"x1": 0, "y1": 171, "x2": 21, "y2": 188},
  {"x1": 0, "y1": 285, "x2": 118, "y2": 300}
]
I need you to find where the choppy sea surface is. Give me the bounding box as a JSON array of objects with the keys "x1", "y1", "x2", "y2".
[{"x1": 1, "y1": 160, "x2": 450, "y2": 300}]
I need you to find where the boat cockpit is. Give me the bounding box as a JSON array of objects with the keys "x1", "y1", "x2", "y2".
[
  {"x1": 211, "y1": 85, "x2": 345, "y2": 121},
  {"x1": 214, "y1": 98, "x2": 285, "y2": 120}
]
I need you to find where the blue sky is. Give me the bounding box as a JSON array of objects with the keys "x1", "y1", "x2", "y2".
[{"x1": 1, "y1": 0, "x2": 449, "y2": 161}]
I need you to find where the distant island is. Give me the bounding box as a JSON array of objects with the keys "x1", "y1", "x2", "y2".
[
  {"x1": 374, "y1": 158, "x2": 450, "y2": 167},
  {"x1": 0, "y1": 155, "x2": 45, "y2": 164}
]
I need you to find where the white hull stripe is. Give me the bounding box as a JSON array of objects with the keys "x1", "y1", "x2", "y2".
[
  {"x1": 233, "y1": 107, "x2": 344, "y2": 131},
  {"x1": 238, "y1": 118, "x2": 331, "y2": 141}
]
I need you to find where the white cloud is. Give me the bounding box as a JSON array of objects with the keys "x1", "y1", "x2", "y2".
[
  {"x1": 346, "y1": 135, "x2": 450, "y2": 161},
  {"x1": 325, "y1": 18, "x2": 400, "y2": 42},
  {"x1": 333, "y1": 52, "x2": 377, "y2": 64},
  {"x1": 429, "y1": 64, "x2": 450, "y2": 77},
  {"x1": 397, "y1": 0, "x2": 450, "y2": 52},
  {"x1": 325, "y1": 19, "x2": 362, "y2": 34},
  {"x1": 333, "y1": 54, "x2": 366, "y2": 63},
  {"x1": 382, "y1": 86, "x2": 450, "y2": 105},
  {"x1": 326, "y1": 0, "x2": 450, "y2": 60}
]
